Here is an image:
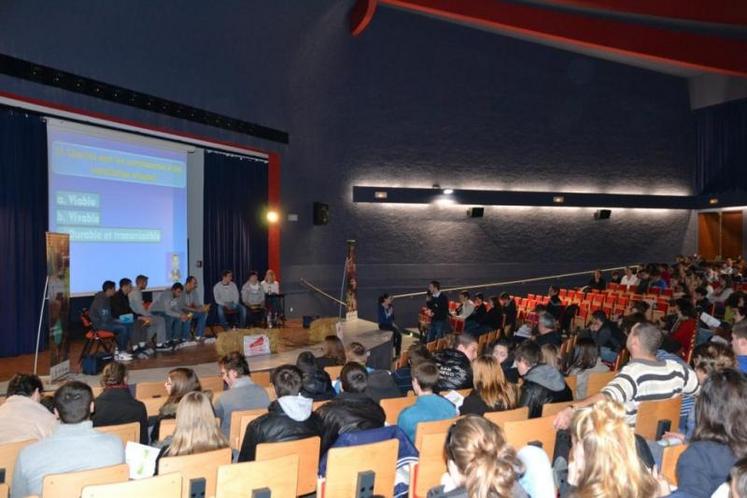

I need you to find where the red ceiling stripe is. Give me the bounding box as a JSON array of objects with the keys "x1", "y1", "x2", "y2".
[{"x1": 380, "y1": 0, "x2": 747, "y2": 77}]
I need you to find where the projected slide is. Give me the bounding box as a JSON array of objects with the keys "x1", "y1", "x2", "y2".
[{"x1": 48, "y1": 120, "x2": 188, "y2": 295}]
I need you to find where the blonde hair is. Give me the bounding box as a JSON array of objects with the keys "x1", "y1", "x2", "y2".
[
  {"x1": 570, "y1": 400, "x2": 658, "y2": 498},
  {"x1": 471, "y1": 356, "x2": 517, "y2": 411},
  {"x1": 166, "y1": 391, "x2": 228, "y2": 456},
  {"x1": 264, "y1": 269, "x2": 276, "y2": 283},
  {"x1": 445, "y1": 415, "x2": 523, "y2": 498},
  {"x1": 541, "y1": 343, "x2": 560, "y2": 370}
]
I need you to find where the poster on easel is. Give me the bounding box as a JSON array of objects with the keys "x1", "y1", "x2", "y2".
[
  {"x1": 345, "y1": 240, "x2": 358, "y2": 321},
  {"x1": 46, "y1": 232, "x2": 71, "y2": 381}
]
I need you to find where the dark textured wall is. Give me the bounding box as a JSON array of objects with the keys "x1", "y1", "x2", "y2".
[{"x1": 0, "y1": 1, "x2": 697, "y2": 326}]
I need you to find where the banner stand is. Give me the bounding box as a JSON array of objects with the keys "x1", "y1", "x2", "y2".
[{"x1": 33, "y1": 277, "x2": 49, "y2": 376}]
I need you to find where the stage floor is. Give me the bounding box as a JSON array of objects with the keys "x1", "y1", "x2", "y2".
[{"x1": 0, "y1": 318, "x2": 406, "y2": 392}]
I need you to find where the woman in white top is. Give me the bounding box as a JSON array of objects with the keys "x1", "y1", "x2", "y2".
[
  {"x1": 619, "y1": 266, "x2": 639, "y2": 287},
  {"x1": 261, "y1": 269, "x2": 280, "y2": 295}
]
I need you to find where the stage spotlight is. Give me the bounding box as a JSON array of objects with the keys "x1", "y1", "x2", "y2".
[
  {"x1": 553, "y1": 196, "x2": 565, "y2": 204},
  {"x1": 443, "y1": 188, "x2": 454, "y2": 195},
  {"x1": 709, "y1": 198, "x2": 719, "y2": 205},
  {"x1": 266, "y1": 211, "x2": 280, "y2": 223}
]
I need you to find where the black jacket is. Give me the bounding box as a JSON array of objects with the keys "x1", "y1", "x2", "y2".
[
  {"x1": 365, "y1": 370, "x2": 402, "y2": 402},
  {"x1": 316, "y1": 392, "x2": 385, "y2": 452},
  {"x1": 300, "y1": 368, "x2": 335, "y2": 401},
  {"x1": 535, "y1": 330, "x2": 562, "y2": 348},
  {"x1": 466, "y1": 304, "x2": 487, "y2": 324},
  {"x1": 580, "y1": 320, "x2": 625, "y2": 352},
  {"x1": 427, "y1": 293, "x2": 450, "y2": 321},
  {"x1": 518, "y1": 364, "x2": 573, "y2": 418},
  {"x1": 434, "y1": 349, "x2": 473, "y2": 391},
  {"x1": 481, "y1": 307, "x2": 504, "y2": 329},
  {"x1": 110, "y1": 290, "x2": 136, "y2": 318},
  {"x1": 503, "y1": 300, "x2": 518, "y2": 329},
  {"x1": 92, "y1": 387, "x2": 149, "y2": 444},
  {"x1": 459, "y1": 390, "x2": 513, "y2": 417},
  {"x1": 238, "y1": 400, "x2": 323, "y2": 462}
]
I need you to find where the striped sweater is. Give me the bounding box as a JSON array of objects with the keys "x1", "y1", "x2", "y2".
[{"x1": 602, "y1": 358, "x2": 699, "y2": 426}]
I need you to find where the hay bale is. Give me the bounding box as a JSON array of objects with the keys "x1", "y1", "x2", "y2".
[
  {"x1": 308, "y1": 317, "x2": 340, "y2": 343},
  {"x1": 216, "y1": 328, "x2": 280, "y2": 357}
]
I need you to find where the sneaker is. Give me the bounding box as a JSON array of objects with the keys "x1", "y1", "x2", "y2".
[
  {"x1": 204, "y1": 337, "x2": 217, "y2": 345},
  {"x1": 181, "y1": 340, "x2": 198, "y2": 348},
  {"x1": 174, "y1": 341, "x2": 188, "y2": 350},
  {"x1": 155, "y1": 343, "x2": 171, "y2": 352},
  {"x1": 115, "y1": 351, "x2": 133, "y2": 361},
  {"x1": 134, "y1": 350, "x2": 150, "y2": 360}
]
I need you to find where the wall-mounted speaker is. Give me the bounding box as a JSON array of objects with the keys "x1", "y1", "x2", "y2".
[
  {"x1": 467, "y1": 207, "x2": 484, "y2": 218},
  {"x1": 594, "y1": 209, "x2": 611, "y2": 220},
  {"x1": 313, "y1": 202, "x2": 330, "y2": 225}
]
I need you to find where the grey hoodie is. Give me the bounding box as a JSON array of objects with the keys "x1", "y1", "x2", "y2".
[
  {"x1": 524, "y1": 363, "x2": 566, "y2": 392},
  {"x1": 277, "y1": 394, "x2": 313, "y2": 422}
]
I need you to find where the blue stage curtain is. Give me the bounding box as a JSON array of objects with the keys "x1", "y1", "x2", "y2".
[
  {"x1": 695, "y1": 98, "x2": 747, "y2": 194},
  {"x1": 203, "y1": 150, "x2": 269, "y2": 305},
  {"x1": 0, "y1": 108, "x2": 49, "y2": 357}
]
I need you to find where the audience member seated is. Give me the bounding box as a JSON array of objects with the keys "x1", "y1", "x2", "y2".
[
  {"x1": 547, "y1": 286, "x2": 563, "y2": 320},
  {"x1": 378, "y1": 293, "x2": 403, "y2": 357},
  {"x1": 585, "y1": 269, "x2": 606, "y2": 291},
  {"x1": 397, "y1": 362, "x2": 457, "y2": 442},
  {"x1": 238, "y1": 365, "x2": 322, "y2": 462},
  {"x1": 567, "y1": 400, "x2": 659, "y2": 498},
  {"x1": 669, "y1": 369, "x2": 747, "y2": 498},
  {"x1": 392, "y1": 343, "x2": 433, "y2": 395},
  {"x1": 158, "y1": 391, "x2": 228, "y2": 459},
  {"x1": 515, "y1": 341, "x2": 572, "y2": 418},
  {"x1": 566, "y1": 338, "x2": 609, "y2": 400},
  {"x1": 90, "y1": 280, "x2": 132, "y2": 361},
  {"x1": 540, "y1": 343, "x2": 560, "y2": 371},
  {"x1": 635, "y1": 268, "x2": 652, "y2": 294},
  {"x1": 11, "y1": 382, "x2": 125, "y2": 498},
  {"x1": 499, "y1": 292, "x2": 518, "y2": 333},
  {"x1": 665, "y1": 298, "x2": 698, "y2": 356},
  {"x1": 0, "y1": 373, "x2": 57, "y2": 444},
  {"x1": 434, "y1": 334, "x2": 478, "y2": 392},
  {"x1": 316, "y1": 335, "x2": 346, "y2": 368},
  {"x1": 110, "y1": 278, "x2": 150, "y2": 358},
  {"x1": 460, "y1": 356, "x2": 518, "y2": 416},
  {"x1": 333, "y1": 342, "x2": 400, "y2": 401},
  {"x1": 464, "y1": 293, "x2": 488, "y2": 335},
  {"x1": 732, "y1": 321, "x2": 747, "y2": 373},
  {"x1": 316, "y1": 363, "x2": 386, "y2": 452},
  {"x1": 213, "y1": 270, "x2": 247, "y2": 329},
  {"x1": 620, "y1": 266, "x2": 639, "y2": 288},
  {"x1": 554, "y1": 322, "x2": 699, "y2": 429},
  {"x1": 296, "y1": 351, "x2": 335, "y2": 401},
  {"x1": 534, "y1": 312, "x2": 562, "y2": 348},
  {"x1": 182, "y1": 275, "x2": 211, "y2": 343},
  {"x1": 261, "y1": 269, "x2": 282, "y2": 322},
  {"x1": 150, "y1": 282, "x2": 191, "y2": 348},
  {"x1": 451, "y1": 291, "x2": 475, "y2": 322},
  {"x1": 128, "y1": 274, "x2": 169, "y2": 351},
  {"x1": 427, "y1": 415, "x2": 528, "y2": 498},
  {"x1": 92, "y1": 362, "x2": 148, "y2": 444},
  {"x1": 580, "y1": 310, "x2": 625, "y2": 363},
  {"x1": 425, "y1": 280, "x2": 450, "y2": 342},
  {"x1": 152, "y1": 367, "x2": 203, "y2": 443},
  {"x1": 241, "y1": 271, "x2": 266, "y2": 326},
  {"x1": 486, "y1": 339, "x2": 520, "y2": 384},
  {"x1": 214, "y1": 351, "x2": 270, "y2": 438}
]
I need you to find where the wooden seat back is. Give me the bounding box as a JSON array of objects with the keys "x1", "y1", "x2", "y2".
[
  {"x1": 256, "y1": 436, "x2": 321, "y2": 496},
  {"x1": 483, "y1": 406, "x2": 529, "y2": 428},
  {"x1": 216, "y1": 454, "x2": 297, "y2": 498},
  {"x1": 503, "y1": 416, "x2": 557, "y2": 460},
  {"x1": 230, "y1": 408, "x2": 268, "y2": 449},
  {"x1": 410, "y1": 432, "x2": 446, "y2": 498},
  {"x1": 201, "y1": 375, "x2": 226, "y2": 393},
  {"x1": 237, "y1": 410, "x2": 271, "y2": 453},
  {"x1": 252, "y1": 371, "x2": 272, "y2": 387},
  {"x1": 96, "y1": 421, "x2": 140, "y2": 445},
  {"x1": 635, "y1": 397, "x2": 682, "y2": 441},
  {"x1": 0, "y1": 483, "x2": 6, "y2": 498},
  {"x1": 0, "y1": 439, "x2": 35, "y2": 488},
  {"x1": 324, "y1": 439, "x2": 399, "y2": 498},
  {"x1": 661, "y1": 443, "x2": 688, "y2": 487},
  {"x1": 42, "y1": 464, "x2": 130, "y2": 498},
  {"x1": 414, "y1": 417, "x2": 458, "y2": 451},
  {"x1": 159, "y1": 446, "x2": 232, "y2": 498},
  {"x1": 142, "y1": 397, "x2": 163, "y2": 417},
  {"x1": 380, "y1": 396, "x2": 416, "y2": 425},
  {"x1": 135, "y1": 381, "x2": 167, "y2": 401},
  {"x1": 585, "y1": 371, "x2": 617, "y2": 397},
  {"x1": 82, "y1": 473, "x2": 182, "y2": 498},
  {"x1": 541, "y1": 400, "x2": 575, "y2": 417},
  {"x1": 564, "y1": 376, "x2": 578, "y2": 399}
]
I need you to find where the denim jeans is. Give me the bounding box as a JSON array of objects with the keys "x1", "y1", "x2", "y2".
[
  {"x1": 427, "y1": 319, "x2": 449, "y2": 343},
  {"x1": 600, "y1": 346, "x2": 618, "y2": 364},
  {"x1": 190, "y1": 311, "x2": 208, "y2": 338},
  {"x1": 103, "y1": 320, "x2": 131, "y2": 351},
  {"x1": 217, "y1": 303, "x2": 247, "y2": 329},
  {"x1": 154, "y1": 312, "x2": 190, "y2": 341}
]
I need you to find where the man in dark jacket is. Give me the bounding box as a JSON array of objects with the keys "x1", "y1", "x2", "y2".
[
  {"x1": 110, "y1": 278, "x2": 150, "y2": 358},
  {"x1": 238, "y1": 364, "x2": 322, "y2": 462},
  {"x1": 546, "y1": 286, "x2": 563, "y2": 320},
  {"x1": 316, "y1": 363, "x2": 386, "y2": 453},
  {"x1": 296, "y1": 351, "x2": 334, "y2": 401},
  {"x1": 498, "y1": 292, "x2": 517, "y2": 332},
  {"x1": 425, "y1": 281, "x2": 450, "y2": 342},
  {"x1": 90, "y1": 280, "x2": 131, "y2": 358},
  {"x1": 91, "y1": 362, "x2": 148, "y2": 444},
  {"x1": 515, "y1": 341, "x2": 572, "y2": 418},
  {"x1": 433, "y1": 334, "x2": 478, "y2": 391},
  {"x1": 580, "y1": 310, "x2": 625, "y2": 363},
  {"x1": 534, "y1": 312, "x2": 562, "y2": 348}
]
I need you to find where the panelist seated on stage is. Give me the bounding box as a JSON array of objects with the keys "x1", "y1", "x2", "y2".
[
  {"x1": 151, "y1": 282, "x2": 192, "y2": 348},
  {"x1": 111, "y1": 278, "x2": 152, "y2": 359},
  {"x1": 90, "y1": 280, "x2": 133, "y2": 361},
  {"x1": 183, "y1": 275, "x2": 212, "y2": 343},
  {"x1": 213, "y1": 270, "x2": 247, "y2": 329},
  {"x1": 241, "y1": 271, "x2": 266, "y2": 327},
  {"x1": 128, "y1": 274, "x2": 169, "y2": 352}
]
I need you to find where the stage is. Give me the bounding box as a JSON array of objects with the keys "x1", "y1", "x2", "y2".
[{"x1": 0, "y1": 318, "x2": 403, "y2": 393}]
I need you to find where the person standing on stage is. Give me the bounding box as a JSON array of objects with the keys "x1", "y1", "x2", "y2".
[{"x1": 213, "y1": 270, "x2": 247, "y2": 329}]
